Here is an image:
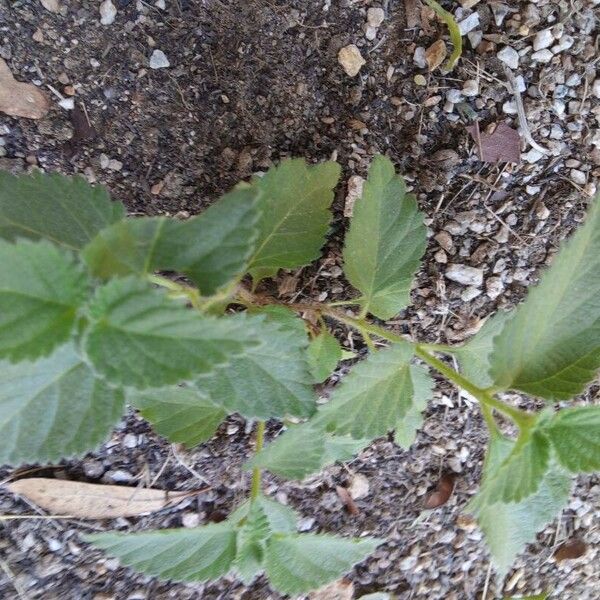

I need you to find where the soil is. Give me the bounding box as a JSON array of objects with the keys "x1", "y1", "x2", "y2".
[{"x1": 1, "y1": 0, "x2": 600, "y2": 599}]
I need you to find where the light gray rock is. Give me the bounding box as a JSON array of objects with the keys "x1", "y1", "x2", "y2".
[
  {"x1": 149, "y1": 49, "x2": 170, "y2": 69},
  {"x1": 445, "y1": 264, "x2": 484, "y2": 287}
]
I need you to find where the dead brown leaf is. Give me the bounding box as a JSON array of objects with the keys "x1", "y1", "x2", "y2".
[
  {"x1": 425, "y1": 40, "x2": 447, "y2": 72},
  {"x1": 423, "y1": 473, "x2": 455, "y2": 509},
  {"x1": 7, "y1": 478, "x2": 206, "y2": 519},
  {"x1": 467, "y1": 121, "x2": 521, "y2": 164},
  {"x1": 0, "y1": 58, "x2": 50, "y2": 119},
  {"x1": 336, "y1": 485, "x2": 359, "y2": 516},
  {"x1": 309, "y1": 579, "x2": 354, "y2": 600},
  {"x1": 554, "y1": 538, "x2": 587, "y2": 562}
]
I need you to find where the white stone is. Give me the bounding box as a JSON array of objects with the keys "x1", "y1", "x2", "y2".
[
  {"x1": 533, "y1": 28, "x2": 553, "y2": 51},
  {"x1": 486, "y1": 277, "x2": 504, "y2": 300},
  {"x1": 155, "y1": 0, "x2": 166, "y2": 8},
  {"x1": 58, "y1": 97, "x2": 74, "y2": 110},
  {"x1": 531, "y1": 49, "x2": 553, "y2": 63},
  {"x1": 149, "y1": 49, "x2": 170, "y2": 69},
  {"x1": 458, "y1": 12, "x2": 480, "y2": 35},
  {"x1": 462, "y1": 79, "x2": 479, "y2": 97},
  {"x1": 100, "y1": 0, "x2": 117, "y2": 25},
  {"x1": 497, "y1": 46, "x2": 519, "y2": 69},
  {"x1": 446, "y1": 89, "x2": 463, "y2": 104},
  {"x1": 592, "y1": 79, "x2": 600, "y2": 99},
  {"x1": 570, "y1": 169, "x2": 586, "y2": 185},
  {"x1": 523, "y1": 148, "x2": 544, "y2": 163},
  {"x1": 367, "y1": 7, "x2": 385, "y2": 28},
  {"x1": 413, "y1": 47, "x2": 427, "y2": 69},
  {"x1": 364, "y1": 25, "x2": 378, "y2": 41},
  {"x1": 40, "y1": 0, "x2": 60, "y2": 13},
  {"x1": 445, "y1": 264, "x2": 483, "y2": 287},
  {"x1": 461, "y1": 286, "x2": 482, "y2": 302},
  {"x1": 338, "y1": 44, "x2": 365, "y2": 77},
  {"x1": 552, "y1": 35, "x2": 574, "y2": 53}
]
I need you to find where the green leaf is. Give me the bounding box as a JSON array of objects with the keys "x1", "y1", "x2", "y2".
[
  {"x1": 313, "y1": 342, "x2": 433, "y2": 440},
  {"x1": 247, "y1": 159, "x2": 341, "y2": 283},
  {"x1": 342, "y1": 155, "x2": 427, "y2": 320},
  {"x1": 247, "y1": 424, "x2": 325, "y2": 480},
  {"x1": 394, "y1": 363, "x2": 433, "y2": 449},
  {"x1": 0, "y1": 239, "x2": 89, "y2": 361},
  {"x1": 453, "y1": 311, "x2": 513, "y2": 388},
  {"x1": 229, "y1": 495, "x2": 298, "y2": 534},
  {"x1": 546, "y1": 406, "x2": 600, "y2": 472},
  {"x1": 0, "y1": 343, "x2": 125, "y2": 465},
  {"x1": 503, "y1": 594, "x2": 548, "y2": 600},
  {"x1": 482, "y1": 427, "x2": 551, "y2": 503},
  {"x1": 160, "y1": 186, "x2": 260, "y2": 295},
  {"x1": 200, "y1": 312, "x2": 316, "y2": 420},
  {"x1": 469, "y1": 435, "x2": 571, "y2": 581},
  {"x1": 131, "y1": 387, "x2": 227, "y2": 448},
  {"x1": 82, "y1": 217, "x2": 167, "y2": 279},
  {"x1": 86, "y1": 523, "x2": 237, "y2": 583},
  {"x1": 322, "y1": 434, "x2": 370, "y2": 466},
  {"x1": 234, "y1": 501, "x2": 270, "y2": 583},
  {"x1": 265, "y1": 533, "x2": 381, "y2": 595},
  {"x1": 0, "y1": 171, "x2": 124, "y2": 250},
  {"x1": 307, "y1": 329, "x2": 342, "y2": 383},
  {"x1": 84, "y1": 277, "x2": 260, "y2": 388},
  {"x1": 490, "y1": 199, "x2": 600, "y2": 399}
]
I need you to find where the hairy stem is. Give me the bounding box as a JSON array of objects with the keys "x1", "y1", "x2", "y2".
[
  {"x1": 250, "y1": 420, "x2": 266, "y2": 501},
  {"x1": 147, "y1": 274, "x2": 203, "y2": 311}
]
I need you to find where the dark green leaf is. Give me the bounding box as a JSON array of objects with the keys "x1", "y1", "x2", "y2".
[
  {"x1": 490, "y1": 199, "x2": 600, "y2": 399},
  {"x1": 131, "y1": 387, "x2": 227, "y2": 448},
  {"x1": 265, "y1": 533, "x2": 381, "y2": 595},
  {"x1": 0, "y1": 171, "x2": 124, "y2": 250},
  {"x1": 343, "y1": 155, "x2": 427, "y2": 320},
  {"x1": 547, "y1": 406, "x2": 600, "y2": 472},
  {"x1": 247, "y1": 159, "x2": 341, "y2": 283},
  {"x1": 307, "y1": 329, "x2": 342, "y2": 383},
  {"x1": 200, "y1": 313, "x2": 316, "y2": 420},
  {"x1": 0, "y1": 239, "x2": 88, "y2": 360},
  {"x1": 87, "y1": 523, "x2": 237, "y2": 583},
  {"x1": 0, "y1": 343, "x2": 125, "y2": 465},
  {"x1": 313, "y1": 342, "x2": 432, "y2": 440},
  {"x1": 84, "y1": 277, "x2": 260, "y2": 388}
]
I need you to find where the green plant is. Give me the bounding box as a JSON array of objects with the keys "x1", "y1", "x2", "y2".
[{"x1": 0, "y1": 157, "x2": 598, "y2": 593}]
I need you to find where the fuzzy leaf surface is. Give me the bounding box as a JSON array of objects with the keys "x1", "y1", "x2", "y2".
[
  {"x1": 546, "y1": 406, "x2": 600, "y2": 472},
  {"x1": 343, "y1": 155, "x2": 426, "y2": 319},
  {"x1": 229, "y1": 495, "x2": 298, "y2": 534},
  {"x1": 454, "y1": 311, "x2": 512, "y2": 388},
  {"x1": 84, "y1": 277, "x2": 260, "y2": 388},
  {"x1": 234, "y1": 502, "x2": 270, "y2": 583},
  {"x1": 265, "y1": 533, "x2": 381, "y2": 595},
  {"x1": 0, "y1": 343, "x2": 125, "y2": 465},
  {"x1": 0, "y1": 171, "x2": 124, "y2": 250},
  {"x1": 313, "y1": 342, "x2": 432, "y2": 440},
  {"x1": 0, "y1": 239, "x2": 88, "y2": 360},
  {"x1": 87, "y1": 523, "x2": 237, "y2": 583},
  {"x1": 469, "y1": 435, "x2": 571, "y2": 580},
  {"x1": 131, "y1": 387, "x2": 226, "y2": 448},
  {"x1": 307, "y1": 329, "x2": 342, "y2": 383},
  {"x1": 490, "y1": 199, "x2": 600, "y2": 399},
  {"x1": 200, "y1": 314, "x2": 316, "y2": 420},
  {"x1": 247, "y1": 159, "x2": 341, "y2": 282}
]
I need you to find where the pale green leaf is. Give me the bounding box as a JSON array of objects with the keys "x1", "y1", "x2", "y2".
[
  {"x1": 322, "y1": 434, "x2": 370, "y2": 466},
  {"x1": 454, "y1": 311, "x2": 512, "y2": 388},
  {"x1": 229, "y1": 495, "x2": 298, "y2": 534},
  {"x1": 469, "y1": 435, "x2": 571, "y2": 581},
  {"x1": 546, "y1": 406, "x2": 600, "y2": 472},
  {"x1": 265, "y1": 533, "x2": 381, "y2": 595},
  {"x1": 0, "y1": 171, "x2": 124, "y2": 250},
  {"x1": 490, "y1": 199, "x2": 600, "y2": 399},
  {"x1": 84, "y1": 277, "x2": 260, "y2": 388},
  {"x1": 0, "y1": 239, "x2": 88, "y2": 361},
  {"x1": 503, "y1": 594, "x2": 549, "y2": 600},
  {"x1": 308, "y1": 329, "x2": 342, "y2": 383},
  {"x1": 313, "y1": 342, "x2": 432, "y2": 440},
  {"x1": 234, "y1": 501, "x2": 270, "y2": 583},
  {"x1": 200, "y1": 314, "x2": 316, "y2": 420},
  {"x1": 482, "y1": 427, "x2": 551, "y2": 503},
  {"x1": 248, "y1": 424, "x2": 325, "y2": 480},
  {"x1": 86, "y1": 523, "x2": 237, "y2": 583},
  {"x1": 0, "y1": 343, "x2": 125, "y2": 465},
  {"x1": 247, "y1": 159, "x2": 341, "y2": 282},
  {"x1": 342, "y1": 155, "x2": 427, "y2": 320},
  {"x1": 131, "y1": 387, "x2": 226, "y2": 448},
  {"x1": 394, "y1": 364, "x2": 433, "y2": 449}
]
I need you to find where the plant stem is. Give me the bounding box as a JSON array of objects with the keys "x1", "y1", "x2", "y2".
[
  {"x1": 250, "y1": 420, "x2": 266, "y2": 501},
  {"x1": 147, "y1": 274, "x2": 203, "y2": 311},
  {"x1": 423, "y1": 0, "x2": 463, "y2": 71}
]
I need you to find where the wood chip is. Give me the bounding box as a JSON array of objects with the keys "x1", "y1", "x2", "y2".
[
  {"x1": 7, "y1": 478, "x2": 207, "y2": 519},
  {"x1": 336, "y1": 485, "x2": 359, "y2": 515},
  {"x1": 423, "y1": 473, "x2": 455, "y2": 509},
  {"x1": 554, "y1": 538, "x2": 587, "y2": 562},
  {"x1": 309, "y1": 579, "x2": 354, "y2": 600},
  {"x1": 425, "y1": 40, "x2": 447, "y2": 72},
  {"x1": 0, "y1": 59, "x2": 50, "y2": 119}
]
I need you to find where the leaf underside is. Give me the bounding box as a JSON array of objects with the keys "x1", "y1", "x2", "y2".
[
  {"x1": 343, "y1": 155, "x2": 427, "y2": 320},
  {"x1": 307, "y1": 329, "x2": 343, "y2": 383}
]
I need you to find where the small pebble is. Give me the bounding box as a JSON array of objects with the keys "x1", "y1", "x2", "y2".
[
  {"x1": 462, "y1": 79, "x2": 478, "y2": 96},
  {"x1": 366, "y1": 7, "x2": 385, "y2": 28},
  {"x1": 364, "y1": 25, "x2": 378, "y2": 41},
  {"x1": 445, "y1": 264, "x2": 484, "y2": 287},
  {"x1": 497, "y1": 46, "x2": 519, "y2": 69},
  {"x1": 591, "y1": 79, "x2": 600, "y2": 99},
  {"x1": 83, "y1": 459, "x2": 105, "y2": 478},
  {"x1": 523, "y1": 148, "x2": 544, "y2": 164},
  {"x1": 181, "y1": 513, "x2": 201, "y2": 528},
  {"x1": 458, "y1": 12, "x2": 479, "y2": 35},
  {"x1": 533, "y1": 29, "x2": 553, "y2": 51},
  {"x1": 570, "y1": 169, "x2": 586, "y2": 185},
  {"x1": 100, "y1": 0, "x2": 117, "y2": 25},
  {"x1": 531, "y1": 49, "x2": 553, "y2": 63},
  {"x1": 338, "y1": 44, "x2": 366, "y2": 77},
  {"x1": 105, "y1": 469, "x2": 133, "y2": 483},
  {"x1": 149, "y1": 49, "x2": 170, "y2": 69},
  {"x1": 486, "y1": 277, "x2": 504, "y2": 300},
  {"x1": 461, "y1": 286, "x2": 482, "y2": 302}
]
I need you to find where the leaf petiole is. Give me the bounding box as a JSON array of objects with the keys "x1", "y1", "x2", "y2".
[{"x1": 250, "y1": 421, "x2": 266, "y2": 501}]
